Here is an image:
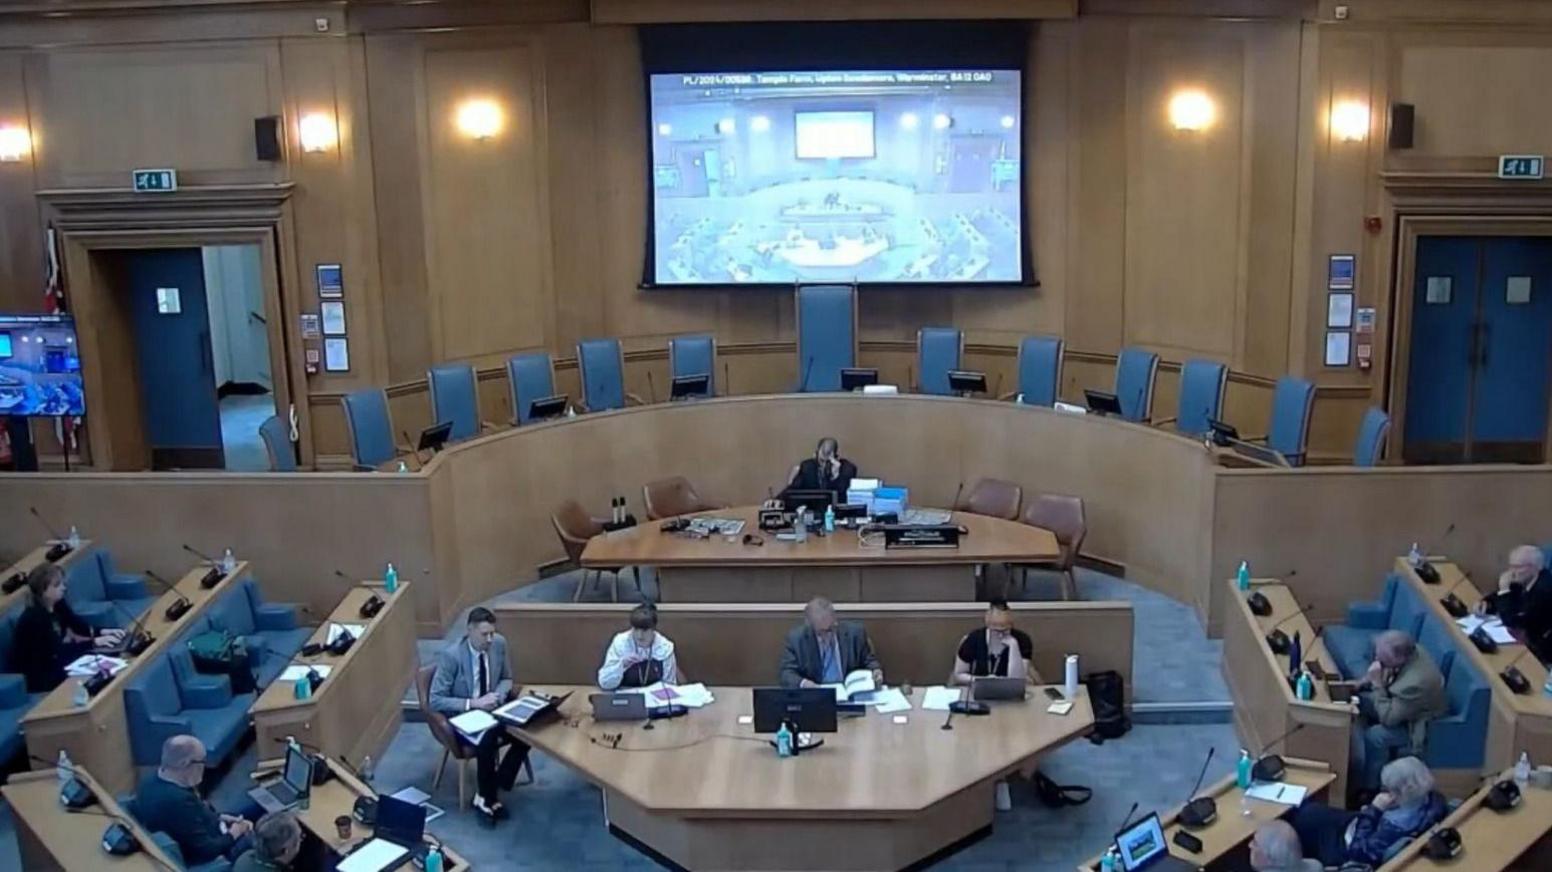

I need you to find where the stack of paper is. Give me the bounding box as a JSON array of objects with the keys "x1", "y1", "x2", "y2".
[
  {"x1": 629, "y1": 682, "x2": 716, "y2": 709},
  {"x1": 327, "y1": 623, "x2": 366, "y2": 645},
  {"x1": 66, "y1": 655, "x2": 127, "y2": 678},
  {"x1": 279, "y1": 664, "x2": 332, "y2": 682},
  {"x1": 337, "y1": 838, "x2": 408, "y2": 872},
  {"x1": 1456, "y1": 615, "x2": 1518, "y2": 645},
  {"x1": 869, "y1": 687, "x2": 912, "y2": 714},
  {"x1": 449, "y1": 708, "x2": 498, "y2": 743},
  {"x1": 921, "y1": 686, "x2": 963, "y2": 711}
]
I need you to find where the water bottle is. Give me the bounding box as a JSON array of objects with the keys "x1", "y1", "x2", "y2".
[
  {"x1": 1296, "y1": 670, "x2": 1314, "y2": 701},
  {"x1": 1542, "y1": 671, "x2": 1552, "y2": 699},
  {"x1": 221, "y1": 548, "x2": 237, "y2": 574},
  {"x1": 823, "y1": 503, "x2": 835, "y2": 533},
  {"x1": 1100, "y1": 848, "x2": 1117, "y2": 872},
  {"x1": 1236, "y1": 749, "x2": 1253, "y2": 789},
  {"x1": 1236, "y1": 561, "x2": 1251, "y2": 591},
  {"x1": 71, "y1": 679, "x2": 89, "y2": 707},
  {"x1": 794, "y1": 509, "x2": 808, "y2": 544},
  {"x1": 397, "y1": 460, "x2": 408, "y2": 473},
  {"x1": 425, "y1": 847, "x2": 444, "y2": 872},
  {"x1": 1408, "y1": 542, "x2": 1424, "y2": 568},
  {"x1": 384, "y1": 562, "x2": 399, "y2": 594},
  {"x1": 294, "y1": 677, "x2": 311, "y2": 700},
  {"x1": 67, "y1": 525, "x2": 81, "y2": 549},
  {"x1": 361, "y1": 755, "x2": 375, "y2": 784},
  {"x1": 775, "y1": 721, "x2": 794, "y2": 758},
  {"x1": 1516, "y1": 751, "x2": 1531, "y2": 784},
  {"x1": 56, "y1": 750, "x2": 73, "y2": 786}
]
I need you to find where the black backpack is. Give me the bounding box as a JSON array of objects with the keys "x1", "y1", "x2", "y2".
[
  {"x1": 1033, "y1": 771, "x2": 1092, "y2": 808},
  {"x1": 1086, "y1": 670, "x2": 1130, "y2": 742}
]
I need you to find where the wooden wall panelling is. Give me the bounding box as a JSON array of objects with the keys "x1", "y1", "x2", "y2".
[
  {"x1": 1286, "y1": 22, "x2": 1321, "y2": 377},
  {"x1": 588, "y1": 0, "x2": 1079, "y2": 25},
  {"x1": 541, "y1": 22, "x2": 606, "y2": 353},
  {"x1": 0, "y1": 51, "x2": 40, "y2": 313},
  {"x1": 0, "y1": 6, "x2": 345, "y2": 51},
  {"x1": 1306, "y1": 386, "x2": 1369, "y2": 462}
]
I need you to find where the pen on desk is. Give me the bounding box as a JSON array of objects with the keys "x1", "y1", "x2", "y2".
[{"x1": 1276, "y1": 786, "x2": 1285, "y2": 800}]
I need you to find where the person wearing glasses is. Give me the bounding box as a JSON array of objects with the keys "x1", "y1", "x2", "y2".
[{"x1": 134, "y1": 735, "x2": 258, "y2": 865}]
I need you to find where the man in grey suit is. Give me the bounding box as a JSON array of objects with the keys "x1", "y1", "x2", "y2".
[
  {"x1": 430, "y1": 607, "x2": 530, "y2": 823},
  {"x1": 779, "y1": 597, "x2": 884, "y2": 688}
]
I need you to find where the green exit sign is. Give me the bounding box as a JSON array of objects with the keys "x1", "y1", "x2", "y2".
[
  {"x1": 1498, "y1": 155, "x2": 1544, "y2": 179},
  {"x1": 131, "y1": 168, "x2": 177, "y2": 192}
]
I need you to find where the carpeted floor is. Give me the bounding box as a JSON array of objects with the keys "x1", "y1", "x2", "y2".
[{"x1": 220, "y1": 393, "x2": 276, "y2": 472}]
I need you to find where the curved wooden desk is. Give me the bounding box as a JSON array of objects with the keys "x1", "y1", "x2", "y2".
[
  {"x1": 515, "y1": 683, "x2": 1093, "y2": 871},
  {"x1": 582, "y1": 506, "x2": 1060, "y2": 601}
]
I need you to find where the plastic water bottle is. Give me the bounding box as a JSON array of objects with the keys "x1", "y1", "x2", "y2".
[
  {"x1": 1100, "y1": 848, "x2": 1117, "y2": 872},
  {"x1": 1296, "y1": 670, "x2": 1314, "y2": 701},
  {"x1": 397, "y1": 460, "x2": 408, "y2": 473},
  {"x1": 221, "y1": 548, "x2": 237, "y2": 574},
  {"x1": 384, "y1": 562, "x2": 399, "y2": 594},
  {"x1": 775, "y1": 721, "x2": 794, "y2": 758},
  {"x1": 56, "y1": 750, "x2": 73, "y2": 785},
  {"x1": 1236, "y1": 560, "x2": 1251, "y2": 591},
  {"x1": 794, "y1": 509, "x2": 808, "y2": 544},
  {"x1": 1542, "y1": 671, "x2": 1552, "y2": 699},
  {"x1": 67, "y1": 525, "x2": 81, "y2": 549},
  {"x1": 294, "y1": 677, "x2": 311, "y2": 700},
  {"x1": 1408, "y1": 542, "x2": 1424, "y2": 568},
  {"x1": 70, "y1": 677, "x2": 88, "y2": 706},
  {"x1": 1516, "y1": 752, "x2": 1531, "y2": 784},
  {"x1": 1236, "y1": 749, "x2": 1253, "y2": 789},
  {"x1": 823, "y1": 504, "x2": 835, "y2": 533},
  {"x1": 361, "y1": 755, "x2": 375, "y2": 784},
  {"x1": 425, "y1": 847, "x2": 444, "y2": 872}
]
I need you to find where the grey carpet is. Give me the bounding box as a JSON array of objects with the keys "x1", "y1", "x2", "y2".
[{"x1": 220, "y1": 394, "x2": 276, "y2": 472}]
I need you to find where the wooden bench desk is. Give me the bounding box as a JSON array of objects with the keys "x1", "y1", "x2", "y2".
[
  {"x1": 278, "y1": 756, "x2": 470, "y2": 871},
  {"x1": 2, "y1": 766, "x2": 179, "y2": 871},
  {"x1": 0, "y1": 538, "x2": 95, "y2": 615},
  {"x1": 1379, "y1": 774, "x2": 1552, "y2": 871}
]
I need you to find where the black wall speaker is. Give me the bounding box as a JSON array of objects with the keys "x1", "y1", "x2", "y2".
[
  {"x1": 255, "y1": 116, "x2": 282, "y2": 161},
  {"x1": 1389, "y1": 103, "x2": 1415, "y2": 150}
]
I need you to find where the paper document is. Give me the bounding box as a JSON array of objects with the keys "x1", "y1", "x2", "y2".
[
  {"x1": 279, "y1": 664, "x2": 332, "y2": 682},
  {"x1": 65, "y1": 655, "x2": 127, "y2": 678},
  {"x1": 921, "y1": 686, "x2": 963, "y2": 711},
  {"x1": 625, "y1": 682, "x2": 716, "y2": 709},
  {"x1": 820, "y1": 670, "x2": 877, "y2": 702},
  {"x1": 449, "y1": 708, "x2": 498, "y2": 743},
  {"x1": 870, "y1": 687, "x2": 912, "y2": 714},
  {"x1": 337, "y1": 838, "x2": 409, "y2": 872},
  {"x1": 388, "y1": 787, "x2": 444, "y2": 823},
  {"x1": 1457, "y1": 616, "x2": 1519, "y2": 645},
  {"x1": 1245, "y1": 782, "x2": 1307, "y2": 806},
  {"x1": 327, "y1": 623, "x2": 366, "y2": 645}
]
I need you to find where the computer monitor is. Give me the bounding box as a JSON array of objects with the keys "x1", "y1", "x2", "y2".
[
  {"x1": 671, "y1": 374, "x2": 711, "y2": 399},
  {"x1": 947, "y1": 370, "x2": 988, "y2": 394},
  {"x1": 1114, "y1": 812, "x2": 1169, "y2": 870},
  {"x1": 840, "y1": 367, "x2": 879, "y2": 391},
  {"x1": 0, "y1": 313, "x2": 85, "y2": 417},
  {"x1": 1208, "y1": 418, "x2": 1238, "y2": 446},
  {"x1": 1228, "y1": 440, "x2": 1291, "y2": 468},
  {"x1": 782, "y1": 489, "x2": 835, "y2": 515},
  {"x1": 416, "y1": 421, "x2": 453, "y2": 454},
  {"x1": 752, "y1": 687, "x2": 838, "y2": 734},
  {"x1": 1084, "y1": 389, "x2": 1123, "y2": 416},
  {"x1": 0, "y1": 332, "x2": 11, "y2": 359},
  {"x1": 373, "y1": 793, "x2": 427, "y2": 847},
  {"x1": 528, "y1": 395, "x2": 568, "y2": 421}
]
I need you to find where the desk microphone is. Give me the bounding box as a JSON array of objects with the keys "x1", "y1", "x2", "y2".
[
  {"x1": 107, "y1": 600, "x2": 154, "y2": 657},
  {"x1": 181, "y1": 544, "x2": 226, "y2": 588},
  {"x1": 1116, "y1": 800, "x2": 1140, "y2": 832},
  {"x1": 1265, "y1": 597, "x2": 1311, "y2": 655},
  {"x1": 144, "y1": 570, "x2": 193, "y2": 621},
  {"x1": 1252, "y1": 723, "x2": 1305, "y2": 782},
  {"x1": 31, "y1": 507, "x2": 73, "y2": 561},
  {"x1": 2, "y1": 566, "x2": 24, "y2": 594},
  {"x1": 646, "y1": 371, "x2": 658, "y2": 404},
  {"x1": 799, "y1": 356, "x2": 815, "y2": 392},
  {"x1": 30, "y1": 505, "x2": 65, "y2": 541},
  {"x1": 950, "y1": 481, "x2": 964, "y2": 513},
  {"x1": 1178, "y1": 748, "x2": 1217, "y2": 827},
  {"x1": 723, "y1": 361, "x2": 731, "y2": 396}
]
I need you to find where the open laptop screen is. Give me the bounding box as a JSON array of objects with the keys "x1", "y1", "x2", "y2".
[
  {"x1": 374, "y1": 794, "x2": 427, "y2": 847},
  {"x1": 282, "y1": 746, "x2": 312, "y2": 794},
  {"x1": 1115, "y1": 812, "x2": 1168, "y2": 870}
]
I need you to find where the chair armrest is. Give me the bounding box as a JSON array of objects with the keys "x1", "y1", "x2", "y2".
[
  {"x1": 1154, "y1": 416, "x2": 1177, "y2": 427},
  {"x1": 626, "y1": 392, "x2": 647, "y2": 406},
  {"x1": 1346, "y1": 602, "x2": 1390, "y2": 630},
  {"x1": 254, "y1": 603, "x2": 299, "y2": 632},
  {"x1": 0, "y1": 673, "x2": 26, "y2": 708},
  {"x1": 1241, "y1": 433, "x2": 1267, "y2": 443},
  {"x1": 998, "y1": 390, "x2": 1018, "y2": 401},
  {"x1": 107, "y1": 575, "x2": 149, "y2": 601},
  {"x1": 481, "y1": 420, "x2": 500, "y2": 432},
  {"x1": 180, "y1": 675, "x2": 234, "y2": 709}
]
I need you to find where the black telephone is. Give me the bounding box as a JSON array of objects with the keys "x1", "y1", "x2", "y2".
[
  {"x1": 1500, "y1": 665, "x2": 1531, "y2": 695},
  {"x1": 1247, "y1": 591, "x2": 1272, "y2": 617},
  {"x1": 660, "y1": 518, "x2": 691, "y2": 533},
  {"x1": 45, "y1": 542, "x2": 71, "y2": 562},
  {"x1": 1440, "y1": 593, "x2": 1469, "y2": 619},
  {"x1": 358, "y1": 594, "x2": 384, "y2": 619},
  {"x1": 1265, "y1": 628, "x2": 1291, "y2": 655},
  {"x1": 1416, "y1": 561, "x2": 1441, "y2": 584},
  {"x1": 1171, "y1": 830, "x2": 1203, "y2": 853},
  {"x1": 1421, "y1": 827, "x2": 1462, "y2": 860},
  {"x1": 1470, "y1": 627, "x2": 1499, "y2": 654}
]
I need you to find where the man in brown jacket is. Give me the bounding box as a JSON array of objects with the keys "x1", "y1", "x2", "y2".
[{"x1": 1353, "y1": 630, "x2": 1447, "y2": 790}]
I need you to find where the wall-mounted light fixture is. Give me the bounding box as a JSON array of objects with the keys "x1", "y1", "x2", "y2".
[
  {"x1": 456, "y1": 99, "x2": 503, "y2": 140},
  {"x1": 1168, "y1": 90, "x2": 1216, "y2": 132},
  {"x1": 298, "y1": 113, "x2": 338, "y2": 153},
  {"x1": 0, "y1": 125, "x2": 32, "y2": 162},
  {"x1": 1330, "y1": 100, "x2": 1370, "y2": 142}
]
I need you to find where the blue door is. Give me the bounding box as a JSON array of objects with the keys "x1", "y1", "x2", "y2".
[
  {"x1": 1404, "y1": 236, "x2": 1552, "y2": 463},
  {"x1": 120, "y1": 249, "x2": 225, "y2": 469}
]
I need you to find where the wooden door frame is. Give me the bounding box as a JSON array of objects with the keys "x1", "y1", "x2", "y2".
[
  {"x1": 1387, "y1": 210, "x2": 1552, "y2": 461},
  {"x1": 37, "y1": 184, "x2": 313, "y2": 471}
]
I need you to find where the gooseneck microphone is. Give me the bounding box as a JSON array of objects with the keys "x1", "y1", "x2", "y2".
[
  {"x1": 1252, "y1": 722, "x2": 1306, "y2": 782},
  {"x1": 144, "y1": 570, "x2": 193, "y2": 621},
  {"x1": 1116, "y1": 800, "x2": 1141, "y2": 832},
  {"x1": 1178, "y1": 748, "x2": 1218, "y2": 827},
  {"x1": 950, "y1": 481, "x2": 965, "y2": 514},
  {"x1": 30, "y1": 506, "x2": 64, "y2": 541},
  {"x1": 107, "y1": 600, "x2": 154, "y2": 657},
  {"x1": 181, "y1": 544, "x2": 226, "y2": 588}
]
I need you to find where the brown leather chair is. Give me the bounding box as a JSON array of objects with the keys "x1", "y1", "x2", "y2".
[
  {"x1": 415, "y1": 665, "x2": 533, "y2": 809},
  {"x1": 956, "y1": 478, "x2": 1022, "y2": 520},
  {"x1": 553, "y1": 499, "x2": 640, "y2": 602},
  {"x1": 1013, "y1": 493, "x2": 1087, "y2": 600},
  {"x1": 642, "y1": 476, "x2": 722, "y2": 520}
]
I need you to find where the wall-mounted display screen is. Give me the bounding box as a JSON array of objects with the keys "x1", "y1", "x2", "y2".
[{"x1": 0, "y1": 314, "x2": 86, "y2": 417}]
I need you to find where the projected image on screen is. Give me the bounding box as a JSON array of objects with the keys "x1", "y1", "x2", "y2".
[
  {"x1": 0, "y1": 314, "x2": 85, "y2": 417},
  {"x1": 650, "y1": 70, "x2": 1022, "y2": 285}
]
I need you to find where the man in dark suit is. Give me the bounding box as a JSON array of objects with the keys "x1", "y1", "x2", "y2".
[
  {"x1": 779, "y1": 597, "x2": 883, "y2": 688},
  {"x1": 1479, "y1": 545, "x2": 1552, "y2": 663},
  {"x1": 134, "y1": 735, "x2": 255, "y2": 865},
  {"x1": 784, "y1": 437, "x2": 858, "y2": 498},
  {"x1": 430, "y1": 607, "x2": 530, "y2": 824}
]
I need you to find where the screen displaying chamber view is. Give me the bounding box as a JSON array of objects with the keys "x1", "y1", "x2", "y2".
[
  {"x1": 0, "y1": 314, "x2": 85, "y2": 416},
  {"x1": 649, "y1": 69, "x2": 1023, "y2": 285}
]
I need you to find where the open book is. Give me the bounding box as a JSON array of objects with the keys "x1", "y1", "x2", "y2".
[
  {"x1": 821, "y1": 669, "x2": 877, "y2": 702},
  {"x1": 448, "y1": 708, "x2": 498, "y2": 744}
]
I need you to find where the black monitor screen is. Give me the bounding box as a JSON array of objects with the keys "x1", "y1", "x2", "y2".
[
  {"x1": 782, "y1": 489, "x2": 836, "y2": 515},
  {"x1": 0, "y1": 314, "x2": 85, "y2": 417},
  {"x1": 373, "y1": 794, "x2": 426, "y2": 846},
  {"x1": 752, "y1": 687, "x2": 838, "y2": 733}
]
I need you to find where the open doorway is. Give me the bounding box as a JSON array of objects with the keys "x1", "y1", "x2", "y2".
[{"x1": 203, "y1": 245, "x2": 277, "y2": 471}]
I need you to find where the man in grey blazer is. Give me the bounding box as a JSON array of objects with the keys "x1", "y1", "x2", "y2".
[
  {"x1": 779, "y1": 597, "x2": 884, "y2": 688},
  {"x1": 430, "y1": 607, "x2": 530, "y2": 822}
]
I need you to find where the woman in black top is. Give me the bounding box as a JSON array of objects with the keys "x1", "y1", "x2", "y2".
[
  {"x1": 785, "y1": 437, "x2": 858, "y2": 497},
  {"x1": 951, "y1": 600, "x2": 1040, "y2": 685},
  {"x1": 9, "y1": 563, "x2": 121, "y2": 693}
]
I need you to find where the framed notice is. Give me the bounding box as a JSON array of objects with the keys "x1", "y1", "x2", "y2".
[
  {"x1": 324, "y1": 338, "x2": 350, "y2": 372},
  {"x1": 316, "y1": 263, "x2": 344, "y2": 299},
  {"x1": 1328, "y1": 254, "x2": 1355, "y2": 290},
  {"x1": 1324, "y1": 331, "x2": 1351, "y2": 367},
  {"x1": 1326, "y1": 293, "x2": 1354, "y2": 329},
  {"x1": 300, "y1": 313, "x2": 321, "y2": 339},
  {"x1": 320, "y1": 301, "x2": 347, "y2": 336}
]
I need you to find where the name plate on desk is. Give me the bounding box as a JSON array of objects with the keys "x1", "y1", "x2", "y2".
[{"x1": 881, "y1": 525, "x2": 961, "y2": 549}]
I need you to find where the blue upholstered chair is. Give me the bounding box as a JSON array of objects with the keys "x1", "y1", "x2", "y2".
[
  {"x1": 428, "y1": 363, "x2": 486, "y2": 443},
  {"x1": 121, "y1": 800, "x2": 233, "y2": 872},
  {"x1": 1423, "y1": 654, "x2": 1490, "y2": 771},
  {"x1": 1113, "y1": 347, "x2": 1159, "y2": 423},
  {"x1": 508, "y1": 352, "x2": 558, "y2": 425},
  {"x1": 124, "y1": 642, "x2": 254, "y2": 768},
  {"x1": 258, "y1": 415, "x2": 296, "y2": 472},
  {"x1": 577, "y1": 338, "x2": 641, "y2": 412},
  {"x1": 1158, "y1": 359, "x2": 1227, "y2": 438},
  {"x1": 1011, "y1": 335, "x2": 1063, "y2": 407},
  {"x1": 0, "y1": 609, "x2": 44, "y2": 764},
  {"x1": 669, "y1": 334, "x2": 717, "y2": 398},
  {"x1": 204, "y1": 578, "x2": 309, "y2": 689},
  {"x1": 1324, "y1": 575, "x2": 1431, "y2": 680},
  {"x1": 341, "y1": 388, "x2": 397, "y2": 471},
  {"x1": 794, "y1": 284, "x2": 857, "y2": 392},
  {"x1": 1258, "y1": 377, "x2": 1316, "y2": 466},
  {"x1": 64, "y1": 549, "x2": 155, "y2": 631},
  {"x1": 916, "y1": 327, "x2": 963, "y2": 396},
  {"x1": 1354, "y1": 406, "x2": 1391, "y2": 467}
]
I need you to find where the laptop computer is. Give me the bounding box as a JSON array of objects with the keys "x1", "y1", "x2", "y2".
[
  {"x1": 971, "y1": 676, "x2": 1027, "y2": 701},
  {"x1": 337, "y1": 794, "x2": 429, "y2": 872},
  {"x1": 249, "y1": 745, "x2": 312, "y2": 814},
  {"x1": 1115, "y1": 812, "x2": 1197, "y2": 871},
  {"x1": 590, "y1": 692, "x2": 648, "y2": 721}
]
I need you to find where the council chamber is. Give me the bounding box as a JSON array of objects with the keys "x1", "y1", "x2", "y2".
[{"x1": 1, "y1": 1, "x2": 1552, "y2": 871}]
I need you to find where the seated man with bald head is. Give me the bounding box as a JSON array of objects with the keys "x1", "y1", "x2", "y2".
[
  {"x1": 1249, "y1": 820, "x2": 1321, "y2": 872},
  {"x1": 1352, "y1": 630, "x2": 1447, "y2": 790},
  {"x1": 135, "y1": 735, "x2": 257, "y2": 865},
  {"x1": 1479, "y1": 544, "x2": 1552, "y2": 663},
  {"x1": 779, "y1": 596, "x2": 882, "y2": 688}
]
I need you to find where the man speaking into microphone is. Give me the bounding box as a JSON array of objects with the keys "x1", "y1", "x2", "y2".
[{"x1": 783, "y1": 436, "x2": 858, "y2": 498}]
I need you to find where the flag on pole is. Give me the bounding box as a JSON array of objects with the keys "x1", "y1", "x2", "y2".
[{"x1": 42, "y1": 223, "x2": 79, "y2": 455}]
